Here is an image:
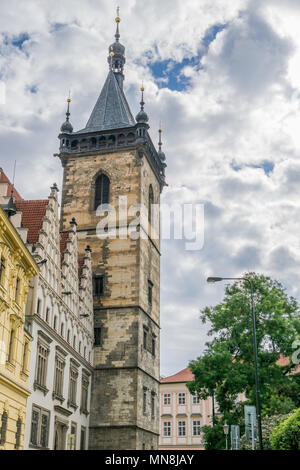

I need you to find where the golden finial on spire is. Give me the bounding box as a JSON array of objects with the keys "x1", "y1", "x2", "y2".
[
  {"x1": 67, "y1": 90, "x2": 71, "y2": 103},
  {"x1": 141, "y1": 81, "x2": 144, "y2": 92},
  {"x1": 116, "y1": 6, "x2": 120, "y2": 23},
  {"x1": 159, "y1": 121, "x2": 162, "y2": 133}
]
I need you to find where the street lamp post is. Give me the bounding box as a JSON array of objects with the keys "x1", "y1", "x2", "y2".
[
  {"x1": 223, "y1": 422, "x2": 229, "y2": 450},
  {"x1": 207, "y1": 276, "x2": 263, "y2": 450}
]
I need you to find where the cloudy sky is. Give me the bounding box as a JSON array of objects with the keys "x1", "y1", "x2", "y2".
[{"x1": 1, "y1": 0, "x2": 300, "y2": 377}]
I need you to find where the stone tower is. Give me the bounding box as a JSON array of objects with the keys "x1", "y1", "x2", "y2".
[{"x1": 57, "y1": 11, "x2": 166, "y2": 450}]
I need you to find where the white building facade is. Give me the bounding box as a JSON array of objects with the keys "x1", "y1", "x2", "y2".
[{"x1": 9, "y1": 183, "x2": 94, "y2": 450}]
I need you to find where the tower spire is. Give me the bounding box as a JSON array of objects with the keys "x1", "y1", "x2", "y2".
[
  {"x1": 140, "y1": 83, "x2": 145, "y2": 111},
  {"x1": 107, "y1": 7, "x2": 126, "y2": 89},
  {"x1": 115, "y1": 6, "x2": 120, "y2": 42},
  {"x1": 136, "y1": 84, "x2": 149, "y2": 124},
  {"x1": 60, "y1": 94, "x2": 73, "y2": 134},
  {"x1": 158, "y1": 124, "x2": 166, "y2": 162}
]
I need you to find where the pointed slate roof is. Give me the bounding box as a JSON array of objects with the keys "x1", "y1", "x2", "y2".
[{"x1": 75, "y1": 71, "x2": 136, "y2": 135}]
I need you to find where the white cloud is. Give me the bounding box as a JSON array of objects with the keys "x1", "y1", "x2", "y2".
[{"x1": 1, "y1": 0, "x2": 300, "y2": 376}]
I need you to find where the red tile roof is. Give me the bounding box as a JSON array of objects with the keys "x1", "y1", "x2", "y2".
[
  {"x1": 15, "y1": 200, "x2": 48, "y2": 244},
  {"x1": 161, "y1": 367, "x2": 195, "y2": 384},
  {"x1": 0, "y1": 168, "x2": 23, "y2": 201}
]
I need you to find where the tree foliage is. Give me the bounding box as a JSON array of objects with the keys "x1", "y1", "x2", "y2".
[
  {"x1": 188, "y1": 273, "x2": 300, "y2": 448},
  {"x1": 270, "y1": 408, "x2": 300, "y2": 450}
]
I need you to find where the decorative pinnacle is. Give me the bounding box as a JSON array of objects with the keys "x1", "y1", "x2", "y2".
[
  {"x1": 140, "y1": 83, "x2": 145, "y2": 110},
  {"x1": 158, "y1": 123, "x2": 163, "y2": 151},
  {"x1": 66, "y1": 94, "x2": 71, "y2": 121},
  {"x1": 115, "y1": 6, "x2": 120, "y2": 23},
  {"x1": 115, "y1": 6, "x2": 120, "y2": 41}
]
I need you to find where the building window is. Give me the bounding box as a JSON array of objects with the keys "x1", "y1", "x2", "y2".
[
  {"x1": 80, "y1": 372, "x2": 90, "y2": 414},
  {"x1": 143, "y1": 388, "x2": 148, "y2": 415},
  {"x1": 7, "y1": 328, "x2": 15, "y2": 363},
  {"x1": 37, "y1": 298, "x2": 41, "y2": 315},
  {"x1": 53, "y1": 353, "x2": 65, "y2": 399},
  {"x1": 148, "y1": 184, "x2": 154, "y2": 223},
  {"x1": 178, "y1": 393, "x2": 186, "y2": 405},
  {"x1": 94, "y1": 327, "x2": 101, "y2": 347},
  {"x1": 67, "y1": 329, "x2": 70, "y2": 343},
  {"x1": 94, "y1": 173, "x2": 110, "y2": 210},
  {"x1": 60, "y1": 323, "x2": 64, "y2": 337},
  {"x1": 151, "y1": 335, "x2": 156, "y2": 356},
  {"x1": 35, "y1": 341, "x2": 49, "y2": 390},
  {"x1": 68, "y1": 422, "x2": 77, "y2": 450},
  {"x1": 151, "y1": 392, "x2": 156, "y2": 419},
  {"x1": 45, "y1": 307, "x2": 50, "y2": 323},
  {"x1": 73, "y1": 336, "x2": 76, "y2": 349},
  {"x1": 163, "y1": 393, "x2": 171, "y2": 405},
  {"x1": 93, "y1": 275, "x2": 104, "y2": 297},
  {"x1": 163, "y1": 421, "x2": 171, "y2": 437},
  {"x1": 15, "y1": 418, "x2": 22, "y2": 449},
  {"x1": 178, "y1": 421, "x2": 186, "y2": 437},
  {"x1": 68, "y1": 364, "x2": 78, "y2": 408},
  {"x1": 148, "y1": 280, "x2": 153, "y2": 305},
  {"x1": 53, "y1": 316, "x2": 57, "y2": 331},
  {"x1": 0, "y1": 256, "x2": 6, "y2": 285},
  {"x1": 0, "y1": 411, "x2": 8, "y2": 445},
  {"x1": 15, "y1": 277, "x2": 20, "y2": 303},
  {"x1": 192, "y1": 420, "x2": 201, "y2": 436},
  {"x1": 143, "y1": 329, "x2": 147, "y2": 350},
  {"x1": 192, "y1": 394, "x2": 200, "y2": 404},
  {"x1": 22, "y1": 341, "x2": 29, "y2": 373},
  {"x1": 30, "y1": 406, "x2": 50, "y2": 448},
  {"x1": 80, "y1": 427, "x2": 86, "y2": 450}
]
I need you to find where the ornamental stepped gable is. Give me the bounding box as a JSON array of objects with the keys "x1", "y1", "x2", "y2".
[{"x1": 0, "y1": 170, "x2": 93, "y2": 326}]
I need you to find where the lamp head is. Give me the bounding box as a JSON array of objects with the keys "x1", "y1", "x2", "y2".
[{"x1": 207, "y1": 277, "x2": 223, "y2": 283}]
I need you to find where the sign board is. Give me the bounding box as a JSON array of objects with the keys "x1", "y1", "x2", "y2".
[
  {"x1": 231, "y1": 425, "x2": 240, "y2": 450},
  {"x1": 244, "y1": 405, "x2": 257, "y2": 442}
]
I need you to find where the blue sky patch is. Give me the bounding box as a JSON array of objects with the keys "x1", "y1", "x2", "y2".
[
  {"x1": 50, "y1": 23, "x2": 69, "y2": 33},
  {"x1": 202, "y1": 24, "x2": 226, "y2": 49},
  {"x1": 231, "y1": 160, "x2": 275, "y2": 175},
  {"x1": 148, "y1": 23, "x2": 226, "y2": 91},
  {"x1": 10, "y1": 33, "x2": 30, "y2": 50},
  {"x1": 29, "y1": 85, "x2": 38, "y2": 94},
  {"x1": 149, "y1": 56, "x2": 201, "y2": 91}
]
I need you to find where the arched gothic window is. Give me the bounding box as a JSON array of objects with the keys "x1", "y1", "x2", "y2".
[
  {"x1": 148, "y1": 185, "x2": 154, "y2": 223},
  {"x1": 94, "y1": 174, "x2": 110, "y2": 210}
]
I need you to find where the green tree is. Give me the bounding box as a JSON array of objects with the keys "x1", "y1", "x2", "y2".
[
  {"x1": 188, "y1": 273, "x2": 300, "y2": 448},
  {"x1": 270, "y1": 408, "x2": 300, "y2": 450}
]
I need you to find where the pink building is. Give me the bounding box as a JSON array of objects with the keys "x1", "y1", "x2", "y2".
[{"x1": 159, "y1": 368, "x2": 214, "y2": 450}]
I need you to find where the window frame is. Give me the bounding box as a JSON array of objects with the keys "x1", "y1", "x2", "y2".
[
  {"x1": 94, "y1": 327, "x2": 102, "y2": 347},
  {"x1": 163, "y1": 393, "x2": 171, "y2": 406},
  {"x1": 178, "y1": 392, "x2": 186, "y2": 405},
  {"x1": 30, "y1": 406, "x2": 50, "y2": 449},
  {"x1": 94, "y1": 173, "x2": 110, "y2": 210},
  {"x1": 93, "y1": 275, "x2": 104, "y2": 297},
  {"x1": 163, "y1": 421, "x2": 171, "y2": 437},
  {"x1": 178, "y1": 420, "x2": 186, "y2": 437},
  {"x1": 192, "y1": 420, "x2": 201, "y2": 436}
]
